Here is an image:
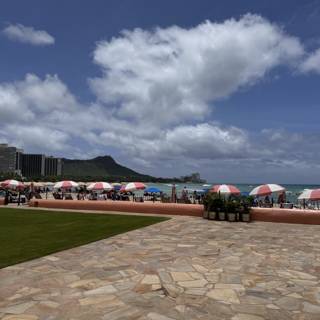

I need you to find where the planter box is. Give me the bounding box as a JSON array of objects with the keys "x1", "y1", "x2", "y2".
[
  {"x1": 218, "y1": 211, "x2": 226, "y2": 221},
  {"x1": 227, "y1": 212, "x2": 237, "y2": 222},
  {"x1": 209, "y1": 211, "x2": 216, "y2": 220},
  {"x1": 242, "y1": 213, "x2": 250, "y2": 222}
]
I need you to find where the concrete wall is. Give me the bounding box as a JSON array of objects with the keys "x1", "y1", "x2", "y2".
[
  {"x1": 251, "y1": 207, "x2": 320, "y2": 225},
  {"x1": 28, "y1": 199, "x2": 203, "y2": 217},
  {"x1": 26, "y1": 200, "x2": 320, "y2": 225}
]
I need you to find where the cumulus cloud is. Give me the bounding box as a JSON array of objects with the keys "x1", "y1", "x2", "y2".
[
  {"x1": 97, "y1": 123, "x2": 249, "y2": 161},
  {"x1": 2, "y1": 23, "x2": 55, "y2": 46},
  {"x1": 300, "y1": 48, "x2": 320, "y2": 73},
  {"x1": 90, "y1": 14, "x2": 303, "y2": 127}
]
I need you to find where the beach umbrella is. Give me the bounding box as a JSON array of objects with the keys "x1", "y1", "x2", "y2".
[
  {"x1": 112, "y1": 183, "x2": 122, "y2": 191},
  {"x1": 44, "y1": 182, "x2": 54, "y2": 187},
  {"x1": 145, "y1": 187, "x2": 161, "y2": 193},
  {"x1": 53, "y1": 180, "x2": 79, "y2": 189},
  {"x1": 210, "y1": 184, "x2": 240, "y2": 195},
  {"x1": 87, "y1": 182, "x2": 113, "y2": 191},
  {"x1": 1, "y1": 179, "x2": 25, "y2": 190},
  {"x1": 124, "y1": 182, "x2": 146, "y2": 192},
  {"x1": 249, "y1": 184, "x2": 285, "y2": 196},
  {"x1": 298, "y1": 189, "x2": 320, "y2": 201}
]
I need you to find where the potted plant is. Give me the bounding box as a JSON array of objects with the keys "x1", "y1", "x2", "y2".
[
  {"x1": 208, "y1": 197, "x2": 217, "y2": 220},
  {"x1": 214, "y1": 197, "x2": 225, "y2": 221},
  {"x1": 226, "y1": 200, "x2": 237, "y2": 222},
  {"x1": 202, "y1": 194, "x2": 210, "y2": 219},
  {"x1": 208, "y1": 194, "x2": 218, "y2": 220},
  {"x1": 241, "y1": 203, "x2": 251, "y2": 222}
]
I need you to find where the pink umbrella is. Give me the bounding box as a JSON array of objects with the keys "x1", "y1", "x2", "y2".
[
  {"x1": 249, "y1": 184, "x2": 285, "y2": 196},
  {"x1": 210, "y1": 184, "x2": 240, "y2": 195},
  {"x1": 1, "y1": 179, "x2": 25, "y2": 190},
  {"x1": 124, "y1": 182, "x2": 146, "y2": 192},
  {"x1": 87, "y1": 182, "x2": 113, "y2": 191},
  {"x1": 298, "y1": 189, "x2": 320, "y2": 201},
  {"x1": 53, "y1": 181, "x2": 79, "y2": 189}
]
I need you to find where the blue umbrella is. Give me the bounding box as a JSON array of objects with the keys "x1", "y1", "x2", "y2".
[
  {"x1": 113, "y1": 185, "x2": 122, "y2": 191},
  {"x1": 145, "y1": 187, "x2": 161, "y2": 193}
]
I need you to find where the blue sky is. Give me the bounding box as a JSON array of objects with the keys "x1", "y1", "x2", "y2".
[{"x1": 1, "y1": 0, "x2": 320, "y2": 183}]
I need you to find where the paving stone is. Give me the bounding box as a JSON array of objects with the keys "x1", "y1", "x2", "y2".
[
  {"x1": 207, "y1": 288, "x2": 240, "y2": 304},
  {"x1": 215, "y1": 283, "x2": 245, "y2": 292},
  {"x1": 178, "y1": 279, "x2": 207, "y2": 288},
  {"x1": 141, "y1": 275, "x2": 160, "y2": 285},
  {"x1": 303, "y1": 302, "x2": 320, "y2": 314},
  {"x1": 192, "y1": 264, "x2": 208, "y2": 273},
  {"x1": 147, "y1": 312, "x2": 175, "y2": 320},
  {"x1": 275, "y1": 296, "x2": 301, "y2": 311},
  {"x1": 185, "y1": 288, "x2": 208, "y2": 296},
  {"x1": 79, "y1": 295, "x2": 121, "y2": 306},
  {"x1": 1, "y1": 315, "x2": 39, "y2": 320},
  {"x1": 232, "y1": 314, "x2": 264, "y2": 320},
  {"x1": 0, "y1": 302, "x2": 37, "y2": 315},
  {"x1": 38, "y1": 301, "x2": 60, "y2": 309},
  {"x1": 84, "y1": 284, "x2": 117, "y2": 296},
  {"x1": 170, "y1": 272, "x2": 193, "y2": 282},
  {"x1": 231, "y1": 304, "x2": 267, "y2": 316},
  {"x1": 162, "y1": 284, "x2": 183, "y2": 298}
]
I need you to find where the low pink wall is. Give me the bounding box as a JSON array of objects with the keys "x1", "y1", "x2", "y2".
[
  {"x1": 28, "y1": 199, "x2": 203, "y2": 217},
  {"x1": 251, "y1": 207, "x2": 320, "y2": 225},
  {"x1": 0, "y1": 198, "x2": 4, "y2": 205},
  {"x1": 27, "y1": 200, "x2": 320, "y2": 224}
]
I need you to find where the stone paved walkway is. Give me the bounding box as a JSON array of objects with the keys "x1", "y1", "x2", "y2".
[{"x1": 1, "y1": 216, "x2": 320, "y2": 319}]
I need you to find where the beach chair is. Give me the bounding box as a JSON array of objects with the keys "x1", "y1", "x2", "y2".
[{"x1": 65, "y1": 194, "x2": 73, "y2": 200}]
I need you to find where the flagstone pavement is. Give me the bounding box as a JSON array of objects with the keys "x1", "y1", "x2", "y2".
[{"x1": 1, "y1": 216, "x2": 320, "y2": 320}]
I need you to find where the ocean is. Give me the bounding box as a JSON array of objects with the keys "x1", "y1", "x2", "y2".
[{"x1": 143, "y1": 183, "x2": 320, "y2": 203}]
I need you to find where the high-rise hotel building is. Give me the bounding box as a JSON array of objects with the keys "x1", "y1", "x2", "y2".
[{"x1": 0, "y1": 143, "x2": 62, "y2": 177}]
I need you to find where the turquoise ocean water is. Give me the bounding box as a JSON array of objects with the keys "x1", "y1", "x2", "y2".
[{"x1": 143, "y1": 183, "x2": 320, "y2": 203}]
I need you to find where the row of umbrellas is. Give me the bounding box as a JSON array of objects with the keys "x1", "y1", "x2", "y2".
[
  {"x1": 0, "y1": 180, "x2": 147, "y2": 192},
  {"x1": 211, "y1": 183, "x2": 285, "y2": 197},
  {"x1": 2, "y1": 179, "x2": 320, "y2": 201},
  {"x1": 213, "y1": 184, "x2": 320, "y2": 201}
]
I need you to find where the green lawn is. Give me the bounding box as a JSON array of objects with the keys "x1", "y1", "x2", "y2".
[{"x1": 0, "y1": 208, "x2": 168, "y2": 268}]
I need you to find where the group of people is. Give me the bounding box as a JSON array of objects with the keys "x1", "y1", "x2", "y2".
[{"x1": 252, "y1": 191, "x2": 288, "y2": 208}]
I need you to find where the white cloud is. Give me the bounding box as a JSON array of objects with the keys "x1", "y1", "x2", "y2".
[
  {"x1": 300, "y1": 48, "x2": 320, "y2": 73},
  {"x1": 97, "y1": 123, "x2": 249, "y2": 161},
  {"x1": 2, "y1": 23, "x2": 55, "y2": 46},
  {"x1": 90, "y1": 14, "x2": 303, "y2": 127},
  {"x1": 3, "y1": 125, "x2": 69, "y2": 152}
]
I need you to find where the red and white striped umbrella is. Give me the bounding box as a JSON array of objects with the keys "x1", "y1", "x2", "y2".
[
  {"x1": 53, "y1": 181, "x2": 79, "y2": 189},
  {"x1": 87, "y1": 182, "x2": 113, "y2": 191},
  {"x1": 298, "y1": 189, "x2": 320, "y2": 201},
  {"x1": 249, "y1": 184, "x2": 285, "y2": 196},
  {"x1": 124, "y1": 182, "x2": 146, "y2": 192},
  {"x1": 210, "y1": 184, "x2": 240, "y2": 195},
  {"x1": 1, "y1": 179, "x2": 25, "y2": 190}
]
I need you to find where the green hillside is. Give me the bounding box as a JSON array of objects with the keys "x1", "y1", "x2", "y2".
[{"x1": 62, "y1": 155, "x2": 152, "y2": 180}]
